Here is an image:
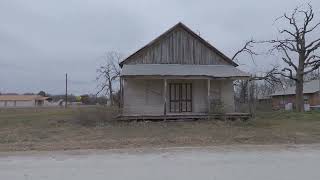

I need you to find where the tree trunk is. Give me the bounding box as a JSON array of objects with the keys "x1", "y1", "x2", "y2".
[
  {"x1": 295, "y1": 74, "x2": 304, "y2": 112},
  {"x1": 108, "y1": 80, "x2": 113, "y2": 106},
  {"x1": 295, "y1": 52, "x2": 306, "y2": 112}
]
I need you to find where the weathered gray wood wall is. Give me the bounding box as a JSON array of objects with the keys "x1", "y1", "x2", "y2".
[
  {"x1": 122, "y1": 79, "x2": 235, "y2": 116},
  {"x1": 219, "y1": 80, "x2": 235, "y2": 112},
  {"x1": 125, "y1": 27, "x2": 229, "y2": 66},
  {"x1": 123, "y1": 79, "x2": 164, "y2": 115}
]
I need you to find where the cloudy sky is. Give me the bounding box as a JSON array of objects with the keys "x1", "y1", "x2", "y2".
[{"x1": 0, "y1": 0, "x2": 319, "y2": 95}]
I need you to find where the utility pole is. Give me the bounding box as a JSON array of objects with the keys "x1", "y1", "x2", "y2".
[{"x1": 65, "y1": 73, "x2": 68, "y2": 108}]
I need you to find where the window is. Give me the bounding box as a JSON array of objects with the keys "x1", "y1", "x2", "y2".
[{"x1": 169, "y1": 83, "x2": 192, "y2": 113}]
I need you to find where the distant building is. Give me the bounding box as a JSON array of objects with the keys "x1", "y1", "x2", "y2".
[
  {"x1": 0, "y1": 95, "x2": 52, "y2": 108},
  {"x1": 271, "y1": 80, "x2": 320, "y2": 110},
  {"x1": 257, "y1": 95, "x2": 272, "y2": 104}
]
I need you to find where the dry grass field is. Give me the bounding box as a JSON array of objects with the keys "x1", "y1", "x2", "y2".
[{"x1": 0, "y1": 106, "x2": 320, "y2": 151}]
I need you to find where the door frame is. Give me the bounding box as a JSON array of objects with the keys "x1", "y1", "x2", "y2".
[{"x1": 169, "y1": 83, "x2": 192, "y2": 113}]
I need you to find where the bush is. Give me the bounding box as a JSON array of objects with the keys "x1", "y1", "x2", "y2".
[
  {"x1": 209, "y1": 99, "x2": 225, "y2": 114},
  {"x1": 73, "y1": 106, "x2": 120, "y2": 126}
]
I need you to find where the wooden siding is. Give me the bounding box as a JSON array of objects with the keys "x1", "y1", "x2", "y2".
[
  {"x1": 125, "y1": 27, "x2": 229, "y2": 66},
  {"x1": 122, "y1": 78, "x2": 235, "y2": 115},
  {"x1": 123, "y1": 79, "x2": 164, "y2": 115},
  {"x1": 220, "y1": 80, "x2": 235, "y2": 112},
  {"x1": 309, "y1": 93, "x2": 320, "y2": 106},
  {"x1": 192, "y1": 80, "x2": 208, "y2": 113}
]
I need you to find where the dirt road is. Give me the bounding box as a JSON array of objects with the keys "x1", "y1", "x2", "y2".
[{"x1": 0, "y1": 144, "x2": 319, "y2": 180}]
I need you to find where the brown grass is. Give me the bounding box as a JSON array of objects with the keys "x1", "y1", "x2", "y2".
[{"x1": 0, "y1": 107, "x2": 319, "y2": 151}]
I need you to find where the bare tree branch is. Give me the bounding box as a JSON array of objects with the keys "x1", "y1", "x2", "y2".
[
  {"x1": 248, "y1": 66, "x2": 288, "y2": 90},
  {"x1": 232, "y1": 39, "x2": 258, "y2": 63},
  {"x1": 279, "y1": 29, "x2": 296, "y2": 37},
  {"x1": 305, "y1": 38, "x2": 320, "y2": 49},
  {"x1": 306, "y1": 40, "x2": 320, "y2": 57},
  {"x1": 306, "y1": 22, "x2": 320, "y2": 33},
  {"x1": 305, "y1": 55, "x2": 320, "y2": 66}
]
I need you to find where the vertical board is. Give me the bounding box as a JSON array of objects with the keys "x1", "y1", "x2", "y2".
[{"x1": 125, "y1": 27, "x2": 229, "y2": 66}]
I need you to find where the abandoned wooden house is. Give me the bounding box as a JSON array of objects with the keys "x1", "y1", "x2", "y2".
[{"x1": 119, "y1": 22, "x2": 250, "y2": 120}]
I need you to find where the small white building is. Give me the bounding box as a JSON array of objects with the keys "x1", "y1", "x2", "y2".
[{"x1": 0, "y1": 95, "x2": 51, "y2": 108}]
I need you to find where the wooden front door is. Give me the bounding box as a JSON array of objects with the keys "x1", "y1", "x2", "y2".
[{"x1": 169, "y1": 83, "x2": 192, "y2": 113}]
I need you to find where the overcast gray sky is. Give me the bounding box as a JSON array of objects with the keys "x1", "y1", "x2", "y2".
[{"x1": 0, "y1": 0, "x2": 319, "y2": 95}]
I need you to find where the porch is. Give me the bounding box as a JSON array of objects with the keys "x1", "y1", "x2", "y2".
[{"x1": 119, "y1": 64, "x2": 250, "y2": 120}]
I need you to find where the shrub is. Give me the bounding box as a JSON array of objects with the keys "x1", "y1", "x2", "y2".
[
  {"x1": 208, "y1": 99, "x2": 226, "y2": 120},
  {"x1": 209, "y1": 99, "x2": 225, "y2": 114}
]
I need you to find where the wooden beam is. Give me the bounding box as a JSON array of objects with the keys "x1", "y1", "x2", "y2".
[
  {"x1": 207, "y1": 79, "x2": 211, "y2": 113},
  {"x1": 163, "y1": 79, "x2": 167, "y2": 120},
  {"x1": 118, "y1": 113, "x2": 251, "y2": 121},
  {"x1": 119, "y1": 77, "x2": 123, "y2": 109},
  {"x1": 121, "y1": 78, "x2": 125, "y2": 115},
  {"x1": 248, "y1": 80, "x2": 252, "y2": 114}
]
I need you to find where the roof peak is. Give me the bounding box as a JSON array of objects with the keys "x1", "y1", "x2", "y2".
[{"x1": 119, "y1": 22, "x2": 238, "y2": 67}]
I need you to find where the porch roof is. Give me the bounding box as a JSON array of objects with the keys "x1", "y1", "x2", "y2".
[{"x1": 121, "y1": 64, "x2": 250, "y2": 79}]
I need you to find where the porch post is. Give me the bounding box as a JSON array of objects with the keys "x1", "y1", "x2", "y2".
[
  {"x1": 163, "y1": 78, "x2": 167, "y2": 120},
  {"x1": 248, "y1": 80, "x2": 252, "y2": 115},
  {"x1": 120, "y1": 77, "x2": 124, "y2": 112},
  {"x1": 207, "y1": 79, "x2": 211, "y2": 114},
  {"x1": 119, "y1": 77, "x2": 122, "y2": 109}
]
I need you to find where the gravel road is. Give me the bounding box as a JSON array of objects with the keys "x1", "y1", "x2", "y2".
[{"x1": 0, "y1": 144, "x2": 319, "y2": 180}]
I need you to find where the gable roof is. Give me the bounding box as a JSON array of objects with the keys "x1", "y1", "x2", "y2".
[
  {"x1": 119, "y1": 22, "x2": 238, "y2": 67},
  {"x1": 271, "y1": 80, "x2": 320, "y2": 96}
]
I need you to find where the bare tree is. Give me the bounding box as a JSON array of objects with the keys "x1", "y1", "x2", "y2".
[
  {"x1": 232, "y1": 39, "x2": 258, "y2": 63},
  {"x1": 232, "y1": 39, "x2": 283, "y2": 85},
  {"x1": 264, "y1": 3, "x2": 320, "y2": 111},
  {"x1": 232, "y1": 38, "x2": 285, "y2": 114},
  {"x1": 96, "y1": 51, "x2": 122, "y2": 106}
]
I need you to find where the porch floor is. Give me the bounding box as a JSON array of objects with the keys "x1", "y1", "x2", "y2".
[{"x1": 118, "y1": 113, "x2": 251, "y2": 121}]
